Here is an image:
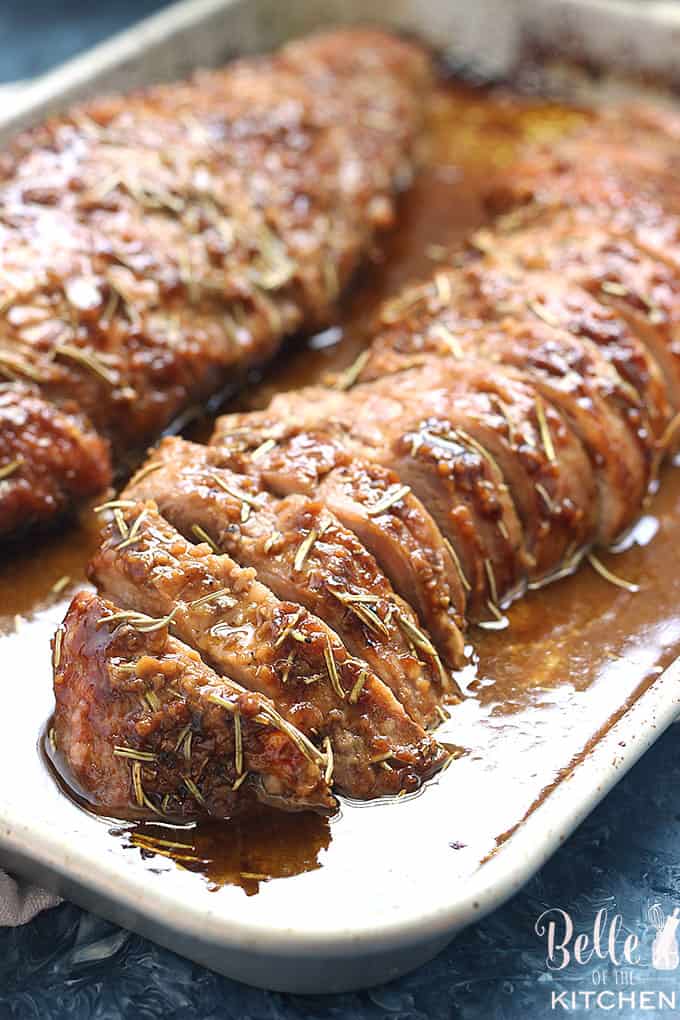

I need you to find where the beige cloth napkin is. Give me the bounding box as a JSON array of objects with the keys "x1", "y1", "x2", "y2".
[{"x1": 0, "y1": 872, "x2": 60, "y2": 926}]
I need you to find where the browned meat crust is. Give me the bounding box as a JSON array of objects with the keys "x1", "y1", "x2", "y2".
[
  {"x1": 53, "y1": 590, "x2": 335, "y2": 818},
  {"x1": 0, "y1": 383, "x2": 111, "y2": 538},
  {"x1": 124, "y1": 436, "x2": 458, "y2": 727},
  {"x1": 0, "y1": 28, "x2": 432, "y2": 541},
  {"x1": 209, "y1": 413, "x2": 468, "y2": 664},
  {"x1": 89, "y1": 501, "x2": 449, "y2": 799}
]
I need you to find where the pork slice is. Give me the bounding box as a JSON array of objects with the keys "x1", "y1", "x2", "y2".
[
  {"x1": 89, "y1": 502, "x2": 448, "y2": 799},
  {"x1": 209, "y1": 413, "x2": 468, "y2": 664},
  {"x1": 0, "y1": 383, "x2": 111, "y2": 540},
  {"x1": 125, "y1": 437, "x2": 456, "y2": 727},
  {"x1": 53, "y1": 590, "x2": 334, "y2": 818},
  {"x1": 264, "y1": 386, "x2": 527, "y2": 622},
  {"x1": 492, "y1": 214, "x2": 680, "y2": 414}
]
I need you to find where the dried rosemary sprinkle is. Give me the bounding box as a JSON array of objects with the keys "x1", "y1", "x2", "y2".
[
  {"x1": 232, "y1": 771, "x2": 249, "y2": 792},
  {"x1": 323, "y1": 736, "x2": 334, "y2": 785},
  {"x1": 174, "y1": 723, "x2": 192, "y2": 753},
  {"x1": 349, "y1": 668, "x2": 368, "y2": 704},
  {"x1": 365, "y1": 484, "x2": 411, "y2": 517},
  {"x1": 434, "y1": 272, "x2": 452, "y2": 305},
  {"x1": 535, "y1": 482, "x2": 555, "y2": 514},
  {"x1": 116, "y1": 509, "x2": 148, "y2": 550},
  {"x1": 443, "y1": 536, "x2": 472, "y2": 594},
  {"x1": 274, "y1": 607, "x2": 305, "y2": 648},
  {"x1": 323, "y1": 639, "x2": 345, "y2": 700},
  {"x1": 587, "y1": 552, "x2": 640, "y2": 594},
  {"x1": 264, "y1": 531, "x2": 283, "y2": 554},
  {"x1": 435, "y1": 704, "x2": 449, "y2": 723},
  {"x1": 234, "y1": 712, "x2": 243, "y2": 776},
  {"x1": 430, "y1": 322, "x2": 463, "y2": 358},
  {"x1": 144, "y1": 690, "x2": 161, "y2": 712},
  {"x1": 250, "y1": 437, "x2": 277, "y2": 461},
  {"x1": 93, "y1": 498, "x2": 136, "y2": 513},
  {"x1": 329, "y1": 587, "x2": 389, "y2": 638},
  {"x1": 396, "y1": 610, "x2": 448, "y2": 686},
  {"x1": 534, "y1": 395, "x2": 556, "y2": 462},
  {"x1": 51, "y1": 575, "x2": 71, "y2": 596},
  {"x1": 0, "y1": 352, "x2": 46, "y2": 383},
  {"x1": 191, "y1": 523, "x2": 220, "y2": 553},
  {"x1": 52, "y1": 628, "x2": 63, "y2": 671},
  {"x1": 113, "y1": 509, "x2": 128, "y2": 539},
  {"x1": 114, "y1": 745, "x2": 158, "y2": 763},
  {"x1": 183, "y1": 776, "x2": 206, "y2": 806},
  {"x1": 210, "y1": 473, "x2": 259, "y2": 522},
  {"x1": 55, "y1": 343, "x2": 118, "y2": 386},
  {"x1": 600, "y1": 280, "x2": 628, "y2": 298},
  {"x1": 0, "y1": 458, "x2": 22, "y2": 481},
  {"x1": 334, "y1": 349, "x2": 369, "y2": 391},
  {"x1": 188, "y1": 587, "x2": 235, "y2": 610},
  {"x1": 483, "y1": 558, "x2": 499, "y2": 608},
  {"x1": 99, "y1": 607, "x2": 178, "y2": 634},
  {"x1": 527, "y1": 298, "x2": 560, "y2": 328},
  {"x1": 131, "y1": 761, "x2": 145, "y2": 807},
  {"x1": 294, "y1": 529, "x2": 318, "y2": 571},
  {"x1": 130, "y1": 462, "x2": 164, "y2": 488},
  {"x1": 255, "y1": 701, "x2": 325, "y2": 766}
]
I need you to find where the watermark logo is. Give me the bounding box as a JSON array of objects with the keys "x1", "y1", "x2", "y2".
[{"x1": 534, "y1": 903, "x2": 679, "y2": 1011}]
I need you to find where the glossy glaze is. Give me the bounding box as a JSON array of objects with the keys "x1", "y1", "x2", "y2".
[{"x1": 1, "y1": 83, "x2": 676, "y2": 902}]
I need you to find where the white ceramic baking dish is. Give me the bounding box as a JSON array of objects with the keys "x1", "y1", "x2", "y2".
[{"x1": 2, "y1": 0, "x2": 680, "y2": 993}]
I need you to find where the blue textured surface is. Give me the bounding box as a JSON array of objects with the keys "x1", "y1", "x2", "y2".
[{"x1": 3, "y1": 4, "x2": 680, "y2": 1017}]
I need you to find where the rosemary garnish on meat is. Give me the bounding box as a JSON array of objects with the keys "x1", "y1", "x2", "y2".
[
  {"x1": 250, "y1": 437, "x2": 277, "y2": 461},
  {"x1": 183, "y1": 776, "x2": 206, "y2": 807},
  {"x1": 587, "y1": 552, "x2": 640, "y2": 593},
  {"x1": 210, "y1": 472, "x2": 259, "y2": 522},
  {"x1": 234, "y1": 712, "x2": 243, "y2": 776},
  {"x1": 98, "y1": 607, "x2": 178, "y2": 633},
  {"x1": 429, "y1": 322, "x2": 463, "y2": 358},
  {"x1": 129, "y1": 461, "x2": 163, "y2": 486},
  {"x1": 329, "y1": 587, "x2": 389, "y2": 638},
  {"x1": 294, "y1": 528, "x2": 319, "y2": 571},
  {"x1": 365, "y1": 483, "x2": 411, "y2": 516},
  {"x1": 274, "y1": 607, "x2": 305, "y2": 649},
  {"x1": 191, "y1": 523, "x2": 220, "y2": 553},
  {"x1": 0, "y1": 352, "x2": 47, "y2": 383},
  {"x1": 52, "y1": 627, "x2": 63, "y2": 671},
  {"x1": 443, "y1": 536, "x2": 472, "y2": 594},
  {"x1": 0, "y1": 458, "x2": 22, "y2": 481},
  {"x1": 187, "y1": 587, "x2": 236, "y2": 610},
  {"x1": 116, "y1": 508, "x2": 148, "y2": 550},
  {"x1": 322, "y1": 736, "x2": 334, "y2": 785},
  {"x1": 394, "y1": 609, "x2": 448, "y2": 686},
  {"x1": 51, "y1": 575, "x2": 71, "y2": 596},
  {"x1": 534, "y1": 395, "x2": 556, "y2": 462},
  {"x1": 324, "y1": 638, "x2": 345, "y2": 700},
  {"x1": 527, "y1": 298, "x2": 560, "y2": 328},
  {"x1": 113, "y1": 745, "x2": 158, "y2": 763},
  {"x1": 230, "y1": 771, "x2": 247, "y2": 792},
  {"x1": 349, "y1": 667, "x2": 368, "y2": 704},
  {"x1": 334, "y1": 349, "x2": 369, "y2": 391},
  {"x1": 55, "y1": 344, "x2": 118, "y2": 386}
]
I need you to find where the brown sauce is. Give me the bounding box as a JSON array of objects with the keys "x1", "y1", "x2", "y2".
[{"x1": 1, "y1": 82, "x2": 676, "y2": 898}]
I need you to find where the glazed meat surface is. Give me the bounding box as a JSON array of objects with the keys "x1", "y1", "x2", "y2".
[
  {"x1": 0, "y1": 384, "x2": 111, "y2": 539},
  {"x1": 125, "y1": 436, "x2": 458, "y2": 727},
  {"x1": 89, "y1": 501, "x2": 448, "y2": 799},
  {"x1": 57, "y1": 95, "x2": 680, "y2": 817},
  {"x1": 54, "y1": 591, "x2": 334, "y2": 818},
  {"x1": 209, "y1": 414, "x2": 468, "y2": 663},
  {"x1": 0, "y1": 28, "x2": 432, "y2": 540}
]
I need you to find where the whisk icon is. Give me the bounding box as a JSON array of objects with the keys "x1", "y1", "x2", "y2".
[{"x1": 649, "y1": 904, "x2": 680, "y2": 971}]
